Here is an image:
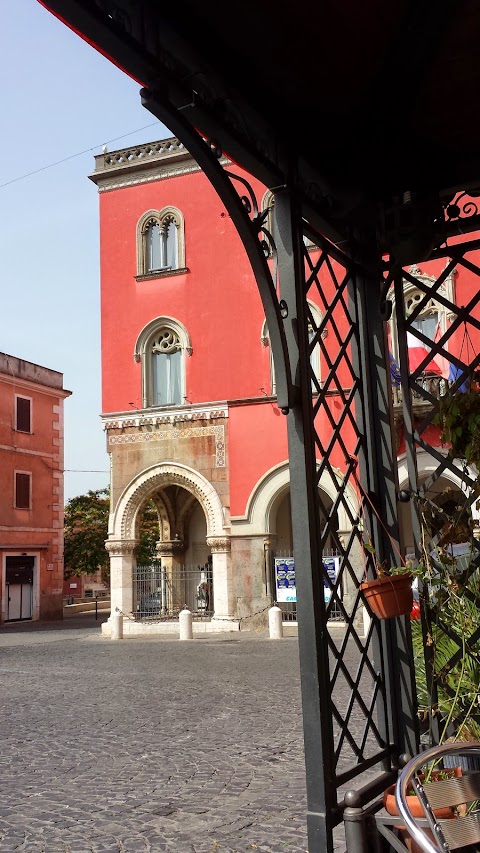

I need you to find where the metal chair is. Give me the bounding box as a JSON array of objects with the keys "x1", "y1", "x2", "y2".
[{"x1": 395, "y1": 742, "x2": 480, "y2": 853}]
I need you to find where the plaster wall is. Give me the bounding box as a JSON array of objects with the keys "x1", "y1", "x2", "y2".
[{"x1": 0, "y1": 361, "x2": 70, "y2": 621}]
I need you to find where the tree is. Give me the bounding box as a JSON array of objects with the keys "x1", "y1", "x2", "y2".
[
  {"x1": 136, "y1": 500, "x2": 160, "y2": 565},
  {"x1": 64, "y1": 488, "x2": 110, "y2": 580}
]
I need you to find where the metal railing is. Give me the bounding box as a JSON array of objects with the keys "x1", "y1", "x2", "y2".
[{"x1": 133, "y1": 564, "x2": 213, "y2": 621}]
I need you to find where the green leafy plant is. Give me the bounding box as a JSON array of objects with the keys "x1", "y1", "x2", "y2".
[
  {"x1": 362, "y1": 542, "x2": 414, "y2": 579},
  {"x1": 433, "y1": 383, "x2": 480, "y2": 468},
  {"x1": 411, "y1": 537, "x2": 480, "y2": 748}
]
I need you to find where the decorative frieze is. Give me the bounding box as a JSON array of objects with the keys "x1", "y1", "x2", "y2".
[
  {"x1": 108, "y1": 424, "x2": 226, "y2": 467},
  {"x1": 104, "y1": 407, "x2": 227, "y2": 429}
]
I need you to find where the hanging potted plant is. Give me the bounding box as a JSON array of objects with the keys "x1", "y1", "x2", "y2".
[{"x1": 359, "y1": 544, "x2": 414, "y2": 620}]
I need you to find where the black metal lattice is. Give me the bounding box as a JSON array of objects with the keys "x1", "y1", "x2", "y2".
[{"x1": 387, "y1": 245, "x2": 480, "y2": 746}]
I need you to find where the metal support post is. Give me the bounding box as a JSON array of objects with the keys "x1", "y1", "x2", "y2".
[
  {"x1": 274, "y1": 186, "x2": 335, "y2": 853},
  {"x1": 343, "y1": 791, "x2": 369, "y2": 853},
  {"x1": 356, "y1": 263, "x2": 418, "y2": 758}
]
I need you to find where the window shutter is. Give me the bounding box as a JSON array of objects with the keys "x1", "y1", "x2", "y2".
[
  {"x1": 15, "y1": 473, "x2": 31, "y2": 509},
  {"x1": 16, "y1": 397, "x2": 31, "y2": 432}
]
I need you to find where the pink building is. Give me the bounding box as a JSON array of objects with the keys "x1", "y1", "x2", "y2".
[
  {"x1": 0, "y1": 353, "x2": 71, "y2": 622},
  {"x1": 90, "y1": 138, "x2": 480, "y2": 635}
]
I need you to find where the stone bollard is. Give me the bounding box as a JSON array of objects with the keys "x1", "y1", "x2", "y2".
[
  {"x1": 269, "y1": 605, "x2": 283, "y2": 639},
  {"x1": 111, "y1": 607, "x2": 123, "y2": 640},
  {"x1": 179, "y1": 606, "x2": 193, "y2": 640},
  {"x1": 362, "y1": 604, "x2": 371, "y2": 639}
]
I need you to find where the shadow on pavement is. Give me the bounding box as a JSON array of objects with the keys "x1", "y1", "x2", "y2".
[{"x1": 0, "y1": 609, "x2": 110, "y2": 633}]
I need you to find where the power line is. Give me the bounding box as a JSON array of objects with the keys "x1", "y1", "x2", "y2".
[
  {"x1": 64, "y1": 469, "x2": 110, "y2": 473},
  {"x1": 0, "y1": 121, "x2": 162, "y2": 189}
]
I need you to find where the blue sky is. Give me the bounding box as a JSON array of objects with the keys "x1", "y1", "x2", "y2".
[{"x1": 1, "y1": 1, "x2": 172, "y2": 502}]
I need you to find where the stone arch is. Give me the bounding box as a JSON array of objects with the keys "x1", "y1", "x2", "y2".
[
  {"x1": 397, "y1": 449, "x2": 480, "y2": 529},
  {"x1": 110, "y1": 462, "x2": 226, "y2": 543},
  {"x1": 176, "y1": 492, "x2": 198, "y2": 539},
  {"x1": 149, "y1": 493, "x2": 172, "y2": 541},
  {"x1": 231, "y1": 460, "x2": 358, "y2": 536}
]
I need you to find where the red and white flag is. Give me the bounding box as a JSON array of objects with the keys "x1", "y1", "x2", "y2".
[
  {"x1": 407, "y1": 332, "x2": 442, "y2": 374},
  {"x1": 432, "y1": 322, "x2": 451, "y2": 380}
]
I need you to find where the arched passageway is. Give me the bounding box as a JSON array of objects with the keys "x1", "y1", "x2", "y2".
[{"x1": 104, "y1": 463, "x2": 232, "y2": 633}]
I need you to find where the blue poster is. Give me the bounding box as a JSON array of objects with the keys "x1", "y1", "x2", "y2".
[
  {"x1": 323, "y1": 556, "x2": 340, "y2": 603},
  {"x1": 275, "y1": 556, "x2": 340, "y2": 603},
  {"x1": 274, "y1": 558, "x2": 296, "y2": 602}
]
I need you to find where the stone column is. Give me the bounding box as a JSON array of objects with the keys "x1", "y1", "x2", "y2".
[
  {"x1": 105, "y1": 539, "x2": 138, "y2": 617},
  {"x1": 156, "y1": 539, "x2": 185, "y2": 613},
  {"x1": 263, "y1": 534, "x2": 277, "y2": 602},
  {"x1": 206, "y1": 536, "x2": 234, "y2": 621}
]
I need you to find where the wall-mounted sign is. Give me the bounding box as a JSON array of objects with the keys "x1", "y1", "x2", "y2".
[
  {"x1": 275, "y1": 556, "x2": 341, "y2": 604},
  {"x1": 323, "y1": 556, "x2": 340, "y2": 603},
  {"x1": 274, "y1": 558, "x2": 296, "y2": 602}
]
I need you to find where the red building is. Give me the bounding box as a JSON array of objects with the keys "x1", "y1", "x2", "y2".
[
  {"x1": 90, "y1": 139, "x2": 480, "y2": 636},
  {"x1": 0, "y1": 353, "x2": 71, "y2": 622}
]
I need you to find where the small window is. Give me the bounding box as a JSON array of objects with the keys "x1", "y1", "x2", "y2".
[
  {"x1": 144, "y1": 218, "x2": 178, "y2": 272},
  {"x1": 137, "y1": 207, "x2": 185, "y2": 277},
  {"x1": 262, "y1": 301, "x2": 322, "y2": 395},
  {"x1": 389, "y1": 262, "x2": 456, "y2": 380},
  {"x1": 15, "y1": 396, "x2": 31, "y2": 432},
  {"x1": 15, "y1": 472, "x2": 31, "y2": 509},
  {"x1": 151, "y1": 328, "x2": 182, "y2": 406}
]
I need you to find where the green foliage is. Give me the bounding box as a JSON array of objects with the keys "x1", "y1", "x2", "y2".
[
  {"x1": 64, "y1": 488, "x2": 110, "y2": 579},
  {"x1": 362, "y1": 540, "x2": 415, "y2": 579},
  {"x1": 412, "y1": 541, "x2": 480, "y2": 744},
  {"x1": 136, "y1": 500, "x2": 160, "y2": 564},
  {"x1": 434, "y1": 387, "x2": 480, "y2": 468},
  {"x1": 63, "y1": 490, "x2": 161, "y2": 583}
]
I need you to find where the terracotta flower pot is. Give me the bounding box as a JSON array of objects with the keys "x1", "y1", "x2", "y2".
[
  {"x1": 360, "y1": 573, "x2": 413, "y2": 619},
  {"x1": 383, "y1": 767, "x2": 462, "y2": 853}
]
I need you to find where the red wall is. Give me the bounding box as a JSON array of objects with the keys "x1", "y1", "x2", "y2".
[
  {"x1": 228, "y1": 401, "x2": 288, "y2": 516},
  {"x1": 100, "y1": 168, "x2": 271, "y2": 413}
]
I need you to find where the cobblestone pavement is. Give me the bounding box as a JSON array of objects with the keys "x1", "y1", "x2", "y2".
[{"x1": 0, "y1": 616, "x2": 359, "y2": 853}]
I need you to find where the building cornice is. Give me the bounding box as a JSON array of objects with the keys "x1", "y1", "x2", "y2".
[
  {"x1": 89, "y1": 136, "x2": 229, "y2": 192},
  {"x1": 0, "y1": 373, "x2": 71, "y2": 399},
  {"x1": 102, "y1": 403, "x2": 228, "y2": 430}
]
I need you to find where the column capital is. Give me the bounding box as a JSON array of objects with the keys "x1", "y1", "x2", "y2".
[
  {"x1": 105, "y1": 538, "x2": 138, "y2": 556},
  {"x1": 156, "y1": 539, "x2": 185, "y2": 557},
  {"x1": 206, "y1": 535, "x2": 231, "y2": 553}
]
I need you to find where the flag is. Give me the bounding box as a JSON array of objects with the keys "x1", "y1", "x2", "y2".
[
  {"x1": 448, "y1": 363, "x2": 469, "y2": 392},
  {"x1": 432, "y1": 321, "x2": 468, "y2": 389},
  {"x1": 407, "y1": 332, "x2": 442, "y2": 374},
  {"x1": 432, "y1": 323, "x2": 451, "y2": 380},
  {"x1": 389, "y1": 352, "x2": 401, "y2": 387}
]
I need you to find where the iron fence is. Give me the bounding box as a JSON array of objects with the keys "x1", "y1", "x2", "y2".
[{"x1": 133, "y1": 563, "x2": 213, "y2": 621}]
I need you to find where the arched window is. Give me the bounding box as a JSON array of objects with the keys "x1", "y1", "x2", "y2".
[
  {"x1": 261, "y1": 191, "x2": 318, "y2": 256},
  {"x1": 261, "y1": 301, "x2": 322, "y2": 395},
  {"x1": 136, "y1": 207, "x2": 185, "y2": 278},
  {"x1": 389, "y1": 263, "x2": 456, "y2": 376},
  {"x1": 134, "y1": 317, "x2": 192, "y2": 408},
  {"x1": 151, "y1": 328, "x2": 182, "y2": 406}
]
